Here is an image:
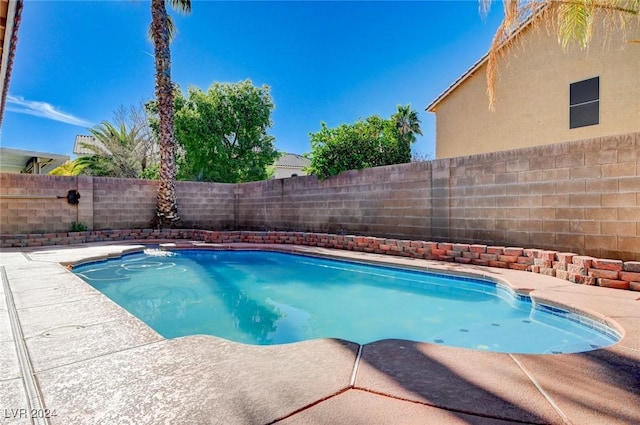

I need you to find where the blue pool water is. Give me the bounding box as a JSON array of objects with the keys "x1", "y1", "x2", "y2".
[{"x1": 73, "y1": 249, "x2": 620, "y2": 353}]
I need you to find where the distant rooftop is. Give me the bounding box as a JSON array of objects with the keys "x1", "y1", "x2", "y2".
[
  {"x1": 74, "y1": 134, "x2": 106, "y2": 156},
  {"x1": 0, "y1": 147, "x2": 69, "y2": 174},
  {"x1": 273, "y1": 153, "x2": 310, "y2": 179},
  {"x1": 275, "y1": 153, "x2": 310, "y2": 168}
]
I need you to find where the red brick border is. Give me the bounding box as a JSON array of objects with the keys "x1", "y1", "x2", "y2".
[{"x1": 2, "y1": 229, "x2": 639, "y2": 292}]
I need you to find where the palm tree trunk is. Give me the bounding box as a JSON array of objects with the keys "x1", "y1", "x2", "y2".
[{"x1": 150, "y1": 0, "x2": 181, "y2": 228}]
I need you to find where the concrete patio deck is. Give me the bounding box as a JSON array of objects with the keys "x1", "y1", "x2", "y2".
[{"x1": 1, "y1": 242, "x2": 639, "y2": 425}]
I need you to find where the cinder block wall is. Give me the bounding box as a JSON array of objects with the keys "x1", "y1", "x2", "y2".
[
  {"x1": 0, "y1": 174, "x2": 81, "y2": 233},
  {"x1": 92, "y1": 177, "x2": 157, "y2": 230},
  {"x1": 236, "y1": 132, "x2": 638, "y2": 260},
  {"x1": 439, "y1": 133, "x2": 639, "y2": 260},
  {"x1": 1, "y1": 132, "x2": 638, "y2": 259},
  {"x1": 177, "y1": 181, "x2": 236, "y2": 230},
  {"x1": 0, "y1": 175, "x2": 237, "y2": 234},
  {"x1": 236, "y1": 161, "x2": 432, "y2": 239}
]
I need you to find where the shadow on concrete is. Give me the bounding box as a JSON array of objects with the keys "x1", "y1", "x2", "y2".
[
  {"x1": 351, "y1": 339, "x2": 557, "y2": 424},
  {"x1": 511, "y1": 346, "x2": 640, "y2": 425},
  {"x1": 312, "y1": 337, "x2": 640, "y2": 425}
]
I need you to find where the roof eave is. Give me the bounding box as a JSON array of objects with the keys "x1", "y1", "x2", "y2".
[
  {"x1": 425, "y1": 52, "x2": 489, "y2": 113},
  {"x1": 0, "y1": 0, "x2": 23, "y2": 128},
  {"x1": 425, "y1": 5, "x2": 546, "y2": 113}
]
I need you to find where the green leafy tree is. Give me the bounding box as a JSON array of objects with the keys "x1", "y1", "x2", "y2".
[
  {"x1": 172, "y1": 80, "x2": 279, "y2": 183},
  {"x1": 306, "y1": 114, "x2": 413, "y2": 180},
  {"x1": 140, "y1": 163, "x2": 161, "y2": 180},
  {"x1": 265, "y1": 151, "x2": 283, "y2": 179},
  {"x1": 482, "y1": 0, "x2": 639, "y2": 109},
  {"x1": 73, "y1": 155, "x2": 114, "y2": 177},
  {"x1": 150, "y1": 0, "x2": 191, "y2": 228}
]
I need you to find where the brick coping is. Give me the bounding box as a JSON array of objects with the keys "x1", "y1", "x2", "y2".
[{"x1": 2, "y1": 228, "x2": 639, "y2": 291}]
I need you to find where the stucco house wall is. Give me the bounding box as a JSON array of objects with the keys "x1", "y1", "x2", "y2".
[
  {"x1": 273, "y1": 153, "x2": 311, "y2": 179},
  {"x1": 428, "y1": 11, "x2": 640, "y2": 159}
]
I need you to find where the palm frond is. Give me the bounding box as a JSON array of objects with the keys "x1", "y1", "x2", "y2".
[
  {"x1": 392, "y1": 104, "x2": 423, "y2": 144},
  {"x1": 479, "y1": 0, "x2": 493, "y2": 17},
  {"x1": 556, "y1": 1, "x2": 595, "y2": 50},
  {"x1": 48, "y1": 160, "x2": 90, "y2": 176},
  {"x1": 483, "y1": 0, "x2": 638, "y2": 110},
  {"x1": 168, "y1": 0, "x2": 191, "y2": 14},
  {"x1": 486, "y1": 1, "x2": 519, "y2": 110},
  {"x1": 553, "y1": 0, "x2": 640, "y2": 49},
  {"x1": 598, "y1": 0, "x2": 639, "y2": 15},
  {"x1": 147, "y1": 0, "x2": 190, "y2": 41}
]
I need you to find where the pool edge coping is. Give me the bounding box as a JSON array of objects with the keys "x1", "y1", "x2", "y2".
[{"x1": 61, "y1": 240, "x2": 633, "y2": 351}]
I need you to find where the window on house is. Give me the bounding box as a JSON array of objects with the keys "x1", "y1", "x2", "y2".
[{"x1": 570, "y1": 77, "x2": 599, "y2": 129}]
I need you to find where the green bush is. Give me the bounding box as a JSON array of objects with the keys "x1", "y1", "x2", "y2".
[{"x1": 70, "y1": 221, "x2": 88, "y2": 232}]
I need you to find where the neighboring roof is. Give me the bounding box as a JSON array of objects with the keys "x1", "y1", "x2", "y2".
[
  {"x1": 0, "y1": 0, "x2": 23, "y2": 128},
  {"x1": 0, "y1": 147, "x2": 69, "y2": 173},
  {"x1": 73, "y1": 134, "x2": 110, "y2": 156},
  {"x1": 74, "y1": 134, "x2": 97, "y2": 155},
  {"x1": 275, "y1": 153, "x2": 310, "y2": 168},
  {"x1": 426, "y1": 6, "x2": 544, "y2": 113}
]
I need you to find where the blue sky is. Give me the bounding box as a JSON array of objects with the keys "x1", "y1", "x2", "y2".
[{"x1": 2, "y1": 1, "x2": 504, "y2": 158}]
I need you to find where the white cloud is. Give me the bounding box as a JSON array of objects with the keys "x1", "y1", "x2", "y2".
[{"x1": 6, "y1": 95, "x2": 93, "y2": 127}]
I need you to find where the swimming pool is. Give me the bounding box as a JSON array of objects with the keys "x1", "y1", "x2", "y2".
[{"x1": 73, "y1": 249, "x2": 620, "y2": 353}]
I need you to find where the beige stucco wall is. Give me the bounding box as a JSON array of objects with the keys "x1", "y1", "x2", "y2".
[
  {"x1": 274, "y1": 166, "x2": 308, "y2": 179},
  {"x1": 432, "y1": 15, "x2": 640, "y2": 159}
]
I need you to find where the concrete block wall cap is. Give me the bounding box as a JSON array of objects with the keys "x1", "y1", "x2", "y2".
[
  {"x1": 592, "y1": 258, "x2": 624, "y2": 271},
  {"x1": 573, "y1": 256, "x2": 595, "y2": 267},
  {"x1": 556, "y1": 252, "x2": 578, "y2": 261},
  {"x1": 623, "y1": 261, "x2": 640, "y2": 272}
]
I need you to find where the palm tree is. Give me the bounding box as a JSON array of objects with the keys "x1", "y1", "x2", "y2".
[
  {"x1": 393, "y1": 104, "x2": 423, "y2": 144},
  {"x1": 482, "y1": 0, "x2": 639, "y2": 110},
  {"x1": 81, "y1": 121, "x2": 145, "y2": 178},
  {"x1": 49, "y1": 160, "x2": 89, "y2": 176},
  {"x1": 150, "y1": 0, "x2": 191, "y2": 228}
]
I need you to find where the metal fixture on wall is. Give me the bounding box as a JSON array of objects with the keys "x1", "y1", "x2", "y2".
[{"x1": 62, "y1": 190, "x2": 81, "y2": 205}]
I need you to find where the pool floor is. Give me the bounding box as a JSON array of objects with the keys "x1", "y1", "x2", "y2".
[{"x1": 1, "y1": 241, "x2": 639, "y2": 425}]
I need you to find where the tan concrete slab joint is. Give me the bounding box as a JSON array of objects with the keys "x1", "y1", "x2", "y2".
[
  {"x1": 1, "y1": 266, "x2": 51, "y2": 425},
  {"x1": 349, "y1": 344, "x2": 363, "y2": 387},
  {"x1": 509, "y1": 353, "x2": 571, "y2": 425}
]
